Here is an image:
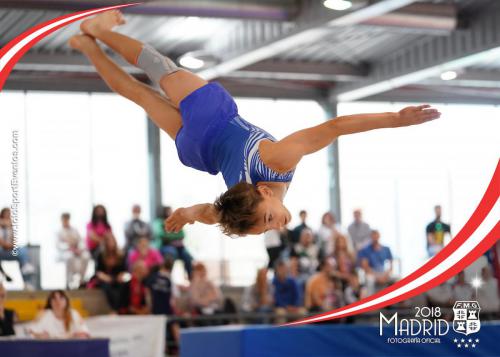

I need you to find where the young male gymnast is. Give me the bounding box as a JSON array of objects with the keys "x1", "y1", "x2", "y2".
[{"x1": 69, "y1": 10, "x2": 441, "y2": 236}]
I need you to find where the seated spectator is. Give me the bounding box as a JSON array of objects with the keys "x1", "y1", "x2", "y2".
[
  {"x1": 188, "y1": 262, "x2": 222, "y2": 316},
  {"x1": 426, "y1": 281, "x2": 454, "y2": 308},
  {"x1": 57, "y1": 213, "x2": 90, "y2": 289},
  {"x1": 124, "y1": 204, "x2": 151, "y2": 253},
  {"x1": 128, "y1": 236, "x2": 163, "y2": 271},
  {"x1": 318, "y1": 212, "x2": 343, "y2": 257},
  {"x1": 0, "y1": 207, "x2": 35, "y2": 288},
  {"x1": 478, "y1": 266, "x2": 500, "y2": 316},
  {"x1": 291, "y1": 228, "x2": 320, "y2": 279},
  {"x1": 242, "y1": 268, "x2": 274, "y2": 313},
  {"x1": 358, "y1": 230, "x2": 393, "y2": 294},
  {"x1": 146, "y1": 257, "x2": 180, "y2": 353},
  {"x1": 122, "y1": 260, "x2": 150, "y2": 315},
  {"x1": 305, "y1": 258, "x2": 341, "y2": 313},
  {"x1": 86, "y1": 204, "x2": 115, "y2": 260},
  {"x1": 90, "y1": 235, "x2": 127, "y2": 312},
  {"x1": 453, "y1": 271, "x2": 473, "y2": 301},
  {"x1": 0, "y1": 283, "x2": 15, "y2": 336},
  {"x1": 30, "y1": 290, "x2": 89, "y2": 339},
  {"x1": 332, "y1": 234, "x2": 356, "y2": 288},
  {"x1": 348, "y1": 209, "x2": 371, "y2": 251},
  {"x1": 344, "y1": 275, "x2": 368, "y2": 306},
  {"x1": 153, "y1": 206, "x2": 193, "y2": 279},
  {"x1": 272, "y1": 260, "x2": 305, "y2": 323}
]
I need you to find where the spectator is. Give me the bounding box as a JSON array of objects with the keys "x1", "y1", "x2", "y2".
[
  {"x1": 122, "y1": 260, "x2": 150, "y2": 315},
  {"x1": 347, "y1": 209, "x2": 371, "y2": 251},
  {"x1": 452, "y1": 271, "x2": 473, "y2": 301},
  {"x1": 145, "y1": 258, "x2": 180, "y2": 352},
  {"x1": 426, "y1": 205, "x2": 451, "y2": 257},
  {"x1": 344, "y1": 275, "x2": 368, "y2": 306},
  {"x1": 188, "y1": 262, "x2": 223, "y2": 316},
  {"x1": 0, "y1": 283, "x2": 15, "y2": 336},
  {"x1": 333, "y1": 234, "x2": 356, "y2": 277},
  {"x1": 478, "y1": 266, "x2": 500, "y2": 315},
  {"x1": 0, "y1": 207, "x2": 35, "y2": 288},
  {"x1": 291, "y1": 210, "x2": 309, "y2": 245},
  {"x1": 318, "y1": 212, "x2": 343, "y2": 257},
  {"x1": 304, "y1": 258, "x2": 340, "y2": 312},
  {"x1": 30, "y1": 290, "x2": 89, "y2": 339},
  {"x1": 358, "y1": 230, "x2": 393, "y2": 294},
  {"x1": 91, "y1": 235, "x2": 127, "y2": 312},
  {"x1": 264, "y1": 229, "x2": 284, "y2": 270},
  {"x1": 291, "y1": 228, "x2": 320, "y2": 279},
  {"x1": 242, "y1": 268, "x2": 274, "y2": 313},
  {"x1": 56, "y1": 213, "x2": 90, "y2": 289},
  {"x1": 272, "y1": 260, "x2": 305, "y2": 323},
  {"x1": 124, "y1": 204, "x2": 151, "y2": 253},
  {"x1": 86, "y1": 205, "x2": 115, "y2": 260},
  {"x1": 153, "y1": 206, "x2": 193, "y2": 279},
  {"x1": 426, "y1": 282, "x2": 454, "y2": 308},
  {"x1": 146, "y1": 258, "x2": 177, "y2": 315},
  {"x1": 128, "y1": 236, "x2": 163, "y2": 271}
]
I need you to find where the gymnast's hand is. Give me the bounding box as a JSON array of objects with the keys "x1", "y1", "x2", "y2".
[
  {"x1": 396, "y1": 104, "x2": 441, "y2": 127},
  {"x1": 165, "y1": 207, "x2": 194, "y2": 232}
]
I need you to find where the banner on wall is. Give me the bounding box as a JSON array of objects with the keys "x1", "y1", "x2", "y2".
[{"x1": 85, "y1": 315, "x2": 166, "y2": 357}]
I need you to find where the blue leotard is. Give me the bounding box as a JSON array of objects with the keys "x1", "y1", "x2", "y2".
[{"x1": 175, "y1": 82, "x2": 295, "y2": 189}]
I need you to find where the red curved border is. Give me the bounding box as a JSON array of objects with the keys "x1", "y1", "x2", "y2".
[
  {"x1": 1, "y1": 5, "x2": 498, "y2": 326},
  {"x1": 0, "y1": 3, "x2": 140, "y2": 90}
]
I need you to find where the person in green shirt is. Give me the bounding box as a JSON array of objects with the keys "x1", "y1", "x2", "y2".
[{"x1": 153, "y1": 206, "x2": 193, "y2": 279}]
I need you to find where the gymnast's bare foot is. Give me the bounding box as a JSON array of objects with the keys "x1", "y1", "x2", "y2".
[
  {"x1": 68, "y1": 34, "x2": 98, "y2": 53},
  {"x1": 81, "y1": 10, "x2": 126, "y2": 37}
]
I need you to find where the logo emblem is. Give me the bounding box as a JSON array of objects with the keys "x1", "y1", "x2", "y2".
[{"x1": 453, "y1": 301, "x2": 481, "y2": 335}]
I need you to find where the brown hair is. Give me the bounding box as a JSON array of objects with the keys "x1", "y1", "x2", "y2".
[
  {"x1": 45, "y1": 290, "x2": 72, "y2": 332},
  {"x1": 213, "y1": 182, "x2": 263, "y2": 236}
]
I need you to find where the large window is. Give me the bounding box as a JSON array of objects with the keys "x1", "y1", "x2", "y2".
[
  {"x1": 161, "y1": 98, "x2": 330, "y2": 285},
  {"x1": 338, "y1": 102, "x2": 500, "y2": 276},
  {"x1": 0, "y1": 91, "x2": 149, "y2": 289}
]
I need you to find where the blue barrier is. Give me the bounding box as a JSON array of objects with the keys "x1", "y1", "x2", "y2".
[
  {"x1": 181, "y1": 323, "x2": 500, "y2": 357},
  {"x1": 0, "y1": 338, "x2": 109, "y2": 357}
]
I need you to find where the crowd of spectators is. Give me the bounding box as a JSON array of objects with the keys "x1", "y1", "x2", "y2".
[{"x1": 0, "y1": 203, "x2": 499, "y2": 354}]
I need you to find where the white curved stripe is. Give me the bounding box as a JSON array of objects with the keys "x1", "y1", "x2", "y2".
[
  {"x1": 298, "y1": 196, "x2": 500, "y2": 324},
  {"x1": 0, "y1": 5, "x2": 124, "y2": 71}
]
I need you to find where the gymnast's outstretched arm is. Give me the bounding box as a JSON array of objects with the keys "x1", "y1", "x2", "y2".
[
  {"x1": 165, "y1": 204, "x2": 220, "y2": 232},
  {"x1": 260, "y1": 105, "x2": 441, "y2": 173}
]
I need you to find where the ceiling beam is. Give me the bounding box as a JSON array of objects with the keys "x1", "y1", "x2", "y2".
[
  {"x1": 5, "y1": 71, "x2": 325, "y2": 99},
  {"x1": 230, "y1": 60, "x2": 368, "y2": 82},
  {"x1": 0, "y1": 0, "x2": 297, "y2": 21},
  {"x1": 332, "y1": 5, "x2": 500, "y2": 101},
  {"x1": 365, "y1": 85, "x2": 500, "y2": 105},
  {"x1": 16, "y1": 52, "x2": 367, "y2": 82},
  {"x1": 197, "y1": 0, "x2": 418, "y2": 80},
  {"x1": 417, "y1": 69, "x2": 500, "y2": 89}
]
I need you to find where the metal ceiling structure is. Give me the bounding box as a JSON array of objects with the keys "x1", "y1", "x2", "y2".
[{"x1": 2, "y1": 0, "x2": 500, "y2": 104}]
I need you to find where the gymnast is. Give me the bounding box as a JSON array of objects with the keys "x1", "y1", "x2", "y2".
[{"x1": 69, "y1": 10, "x2": 441, "y2": 236}]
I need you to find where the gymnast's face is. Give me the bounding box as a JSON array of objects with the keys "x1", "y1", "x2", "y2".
[{"x1": 247, "y1": 186, "x2": 291, "y2": 235}]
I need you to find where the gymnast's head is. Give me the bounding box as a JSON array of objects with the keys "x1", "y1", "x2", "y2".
[{"x1": 214, "y1": 182, "x2": 291, "y2": 236}]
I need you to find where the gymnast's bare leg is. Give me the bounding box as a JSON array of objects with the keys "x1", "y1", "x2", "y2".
[{"x1": 80, "y1": 10, "x2": 208, "y2": 108}]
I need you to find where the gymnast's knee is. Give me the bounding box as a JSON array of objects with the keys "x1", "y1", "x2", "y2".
[{"x1": 136, "y1": 44, "x2": 181, "y2": 85}]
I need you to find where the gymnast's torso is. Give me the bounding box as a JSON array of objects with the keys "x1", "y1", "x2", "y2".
[{"x1": 174, "y1": 82, "x2": 295, "y2": 189}]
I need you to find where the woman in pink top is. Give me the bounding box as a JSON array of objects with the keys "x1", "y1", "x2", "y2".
[
  {"x1": 128, "y1": 237, "x2": 163, "y2": 270},
  {"x1": 86, "y1": 204, "x2": 114, "y2": 259}
]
